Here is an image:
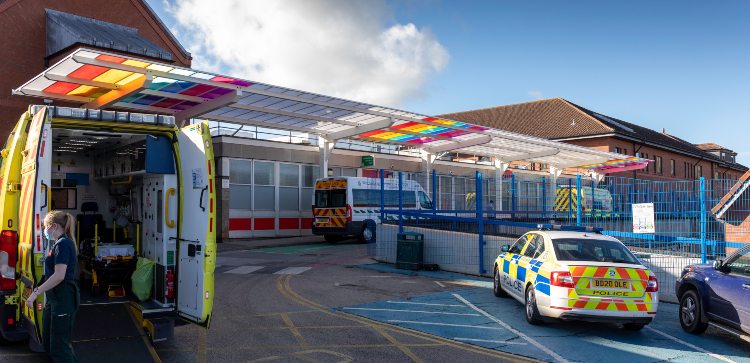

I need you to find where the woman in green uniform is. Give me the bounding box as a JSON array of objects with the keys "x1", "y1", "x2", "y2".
[{"x1": 26, "y1": 210, "x2": 80, "y2": 363}]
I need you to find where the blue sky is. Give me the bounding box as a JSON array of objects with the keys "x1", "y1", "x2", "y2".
[{"x1": 148, "y1": 1, "x2": 750, "y2": 165}]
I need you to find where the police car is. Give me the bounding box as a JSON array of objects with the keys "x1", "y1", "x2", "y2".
[{"x1": 493, "y1": 226, "x2": 658, "y2": 330}]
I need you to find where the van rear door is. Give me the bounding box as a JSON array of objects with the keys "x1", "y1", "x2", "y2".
[
  {"x1": 19, "y1": 106, "x2": 52, "y2": 344},
  {"x1": 176, "y1": 121, "x2": 216, "y2": 326}
]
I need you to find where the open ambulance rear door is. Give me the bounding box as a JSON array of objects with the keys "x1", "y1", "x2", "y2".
[
  {"x1": 176, "y1": 121, "x2": 216, "y2": 326},
  {"x1": 18, "y1": 106, "x2": 52, "y2": 346}
]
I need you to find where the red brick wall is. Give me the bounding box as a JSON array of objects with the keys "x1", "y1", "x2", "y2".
[
  {"x1": 0, "y1": 0, "x2": 190, "y2": 139},
  {"x1": 564, "y1": 136, "x2": 745, "y2": 181}
]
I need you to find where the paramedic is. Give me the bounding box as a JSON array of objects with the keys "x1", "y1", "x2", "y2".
[
  {"x1": 486, "y1": 200, "x2": 496, "y2": 219},
  {"x1": 26, "y1": 211, "x2": 80, "y2": 363}
]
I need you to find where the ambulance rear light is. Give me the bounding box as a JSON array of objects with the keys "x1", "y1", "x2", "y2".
[
  {"x1": 31, "y1": 106, "x2": 175, "y2": 126},
  {"x1": 0, "y1": 230, "x2": 18, "y2": 291},
  {"x1": 646, "y1": 275, "x2": 658, "y2": 292},
  {"x1": 346, "y1": 204, "x2": 352, "y2": 221},
  {"x1": 550, "y1": 271, "x2": 575, "y2": 288}
]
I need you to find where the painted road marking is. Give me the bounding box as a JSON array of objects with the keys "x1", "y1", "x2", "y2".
[
  {"x1": 434, "y1": 281, "x2": 446, "y2": 288},
  {"x1": 645, "y1": 326, "x2": 737, "y2": 363},
  {"x1": 343, "y1": 307, "x2": 480, "y2": 316},
  {"x1": 274, "y1": 267, "x2": 312, "y2": 275},
  {"x1": 455, "y1": 337, "x2": 527, "y2": 345},
  {"x1": 453, "y1": 293, "x2": 571, "y2": 363},
  {"x1": 225, "y1": 266, "x2": 265, "y2": 274},
  {"x1": 386, "y1": 301, "x2": 464, "y2": 308},
  {"x1": 387, "y1": 320, "x2": 505, "y2": 331}
]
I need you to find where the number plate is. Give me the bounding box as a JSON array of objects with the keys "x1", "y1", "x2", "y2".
[
  {"x1": 592, "y1": 279, "x2": 629, "y2": 289},
  {"x1": 315, "y1": 217, "x2": 330, "y2": 224}
]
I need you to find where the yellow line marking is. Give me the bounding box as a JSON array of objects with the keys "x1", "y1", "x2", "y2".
[
  {"x1": 371, "y1": 324, "x2": 425, "y2": 363},
  {"x1": 276, "y1": 275, "x2": 538, "y2": 362},
  {"x1": 281, "y1": 312, "x2": 309, "y2": 348},
  {"x1": 293, "y1": 349, "x2": 354, "y2": 363}
]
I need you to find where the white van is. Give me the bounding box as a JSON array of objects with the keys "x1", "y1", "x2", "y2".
[{"x1": 311, "y1": 177, "x2": 433, "y2": 242}]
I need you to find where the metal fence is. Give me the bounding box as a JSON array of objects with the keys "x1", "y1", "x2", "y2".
[{"x1": 368, "y1": 169, "x2": 748, "y2": 302}]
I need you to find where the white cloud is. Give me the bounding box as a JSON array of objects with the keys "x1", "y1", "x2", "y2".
[
  {"x1": 166, "y1": 0, "x2": 449, "y2": 107},
  {"x1": 528, "y1": 90, "x2": 543, "y2": 100}
]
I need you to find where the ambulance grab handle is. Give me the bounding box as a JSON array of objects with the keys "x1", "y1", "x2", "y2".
[
  {"x1": 199, "y1": 185, "x2": 208, "y2": 212},
  {"x1": 40, "y1": 182, "x2": 48, "y2": 209}
]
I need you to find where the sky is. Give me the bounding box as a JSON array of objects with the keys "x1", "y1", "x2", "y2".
[{"x1": 147, "y1": 0, "x2": 750, "y2": 165}]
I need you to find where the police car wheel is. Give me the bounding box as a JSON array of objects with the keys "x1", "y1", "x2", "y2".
[
  {"x1": 679, "y1": 289, "x2": 708, "y2": 334},
  {"x1": 493, "y1": 267, "x2": 508, "y2": 297},
  {"x1": 623, "y1": 323, "x2": 645, "y2": 331},
  {"x1": 525, "y1": 286, "x2": 542, "y2": 325}
]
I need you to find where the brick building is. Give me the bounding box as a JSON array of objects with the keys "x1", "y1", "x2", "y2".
[
  {"x1": 0, "y1": 0, "x2": 191, "y2": 133},
  {"x1": 441, "y1": 98, "x2": 747, "y2": 181}
]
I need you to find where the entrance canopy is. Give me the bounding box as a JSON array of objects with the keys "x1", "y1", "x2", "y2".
[{"x1": 14, "y1": 48, "x2": 648, "y2": 174}]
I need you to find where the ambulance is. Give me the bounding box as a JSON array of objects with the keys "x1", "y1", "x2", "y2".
[
  {"x1": 312, "y1": 177, "x2": 433, "y2": 243},
  {"x1": 0, "y1": 105, "x2": 216, "y2": 356},
  {"x1": 553, "y1": 185, "x2": 616, "y2": 218}
]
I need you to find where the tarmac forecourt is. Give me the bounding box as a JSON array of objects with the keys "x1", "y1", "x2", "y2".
[{"x1": 342, "y1": 263, "x2": 750, "y2": 363}]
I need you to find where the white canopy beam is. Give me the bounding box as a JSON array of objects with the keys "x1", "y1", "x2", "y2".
[
  {"x1": 175, "y1": 90, "x2": 243, "y2": 124},
  {"x1": 424, "y1": 135, "x2": 492, "y2": 154},
  {"x1": 85, "y1": 73, "x2": 151, "y2": 109},
  {"x1": 230, "y1": 103, "x2": 359, "y2": 127},
  {"x1": 497, "y1": 148, "x2": 560, "y2": 162},
  {"x1": 324, "y1": 118, "x2": 394, "y2": 141}
]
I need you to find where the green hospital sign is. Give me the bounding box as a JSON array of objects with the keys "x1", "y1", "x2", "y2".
[{"x1": 361, "y1": 155, "x2": 374, "y2": 167}]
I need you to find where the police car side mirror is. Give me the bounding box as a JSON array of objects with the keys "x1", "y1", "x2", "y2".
[{"x1": 501, "y1": 245, "x2": 510, "y2": 253}]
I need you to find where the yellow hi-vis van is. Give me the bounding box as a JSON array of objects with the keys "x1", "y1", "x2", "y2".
[
  {"x1": 0, "y1": 105, "x2": 215, "y2": 354},
  {"x1": 554, "y1": 185, "x2": 616, "y2": 218}
]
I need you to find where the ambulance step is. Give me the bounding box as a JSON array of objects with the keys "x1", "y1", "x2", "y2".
[{"x1": 73, "y1": 303, "x2": 159, "y2": 362}]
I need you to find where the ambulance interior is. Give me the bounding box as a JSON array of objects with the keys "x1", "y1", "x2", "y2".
[{"x1": 51, "y1": 127, "x2": 177, "y2": 308}]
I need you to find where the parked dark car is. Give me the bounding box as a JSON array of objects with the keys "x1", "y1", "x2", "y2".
[{"x1": 676, "y1": 245, "x2": 750, "y2": 337}]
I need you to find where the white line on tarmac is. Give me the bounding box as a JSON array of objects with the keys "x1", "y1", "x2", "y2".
[
  {"x1": 386, "y1": 301, "x2": 464, "y2": 307},
  {"x1": 343, "y1": 307, "x2": 479, "y2": 316},
  {"x1": 455, "y1": 337, "x2": 528, "y2": 345},
  {"x1": 387, "y1": 320, "x2": 505, "y2": 330},
  {"x1": 645, "y1": 326, "x2": 737, "y2": 363},
  {"x1": 225, "y1": 266, "x2": 265, "y2": 274},
  {"x1": 453, "y1": 293, "x2": 571, "y2": 363},
  {"x1": 274, "y1": 267, "x2": 312, "y2": 275},
  {"x1": 434, "y1": 281, "x2": 446, "y2": 288}
]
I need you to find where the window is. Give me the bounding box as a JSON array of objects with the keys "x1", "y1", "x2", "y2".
[
  {"x1": 314, "y1": 189, "x2": 346, "y2": 208},
  {"x1": 623, "y1": 148, "x2": 627, "y2": 155},
  {"x1": 670, "y1": 159, "x2": 675, "y2": 177},
  {"x1": 523, "y1": 235, "x2": 545, "y2": 259},
  {"x1": 418, "y1": 191, "x2": 433, "y2": 209},
  {"x1": 254, "y1": 161, "x2": 275, "y2": 210},
  {"x1": 614, "y1": 147, "x2": 622, "y2": 154},
  {"x1": 438, "y1": 176, "x2": 452, "y2": 209},
  {"x1": 508, "y1": 236, "x2": 526, "y2": 255},
  {"x1": 552, "y1": 238, "x2": 639, "y2": 263},
  {"x1": 694, "y1": 165, "x2": 702, "y2": 179},
  {"x1": 725, "y1": 247, "x2": 750, "y2": 277},
  {"x1": 300, "y1": 165, "x2": 319, "y2": 210},
  {"x1": 655, "y1": 156, "x2": 662, "y2": 174},
  {"x1": 279, "y1": 163, "x2": 299, "y2": 211},
  {"x1": 229, "y1": 159, "x2": 252, "y2": 210},
  {"x1": 351, "y1": 189, "x2": 416, "y2": 208}
]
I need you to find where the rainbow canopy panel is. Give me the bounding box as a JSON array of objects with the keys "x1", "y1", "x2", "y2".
[{"x1": 14, "y1": 48, "x2": 647, "y2": 173}]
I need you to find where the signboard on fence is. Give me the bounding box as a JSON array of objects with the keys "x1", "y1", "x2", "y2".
[{"x1": 632, "y1": 203, "x2": 655, "y2": 233}]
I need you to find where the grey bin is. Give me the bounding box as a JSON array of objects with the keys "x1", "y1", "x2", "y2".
[{"x1": 396, "y1": 232, "x2": 424, "y2": 270}]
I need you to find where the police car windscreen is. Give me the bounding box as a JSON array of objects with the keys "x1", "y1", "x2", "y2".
[
  {"x1": 315, "y1": 189, "x2": 346, "y2": 208},
  {"x1": 552, "y1": 238, "x2": 639, "y2": 264}
]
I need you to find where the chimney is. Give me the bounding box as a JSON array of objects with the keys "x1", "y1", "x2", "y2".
[{"x1": 662, "y1": 128, "x2": 667, "y2": 134}]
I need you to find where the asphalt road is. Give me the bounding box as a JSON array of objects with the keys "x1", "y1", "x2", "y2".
[
  {"x1": 3, "y1": 239, "x2": 749, "y2": 362},
  {"x1": 156, "y1": 241, "x2": 528, "y2": 362}
]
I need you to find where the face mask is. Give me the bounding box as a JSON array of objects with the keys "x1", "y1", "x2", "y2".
[{"x1": 44, "y1": 226, "x2": 56, "y2": 241}]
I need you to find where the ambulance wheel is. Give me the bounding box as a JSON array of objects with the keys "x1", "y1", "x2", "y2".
[
  {"x1": 324, "y1": 234, "x2": 342, "y2": 243},
  {"x1": 493, "y1": 266, "x2": 508, "y2": 297},
  {"x1": 359, "y1": 221, "x2": 376, "y2": 244},
  {"x1": 679, "y1": 289, "x2": 708, "y2": 334},
  {"x1": 525, "y1": 286, "x2": 542, "y2": 325}
]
